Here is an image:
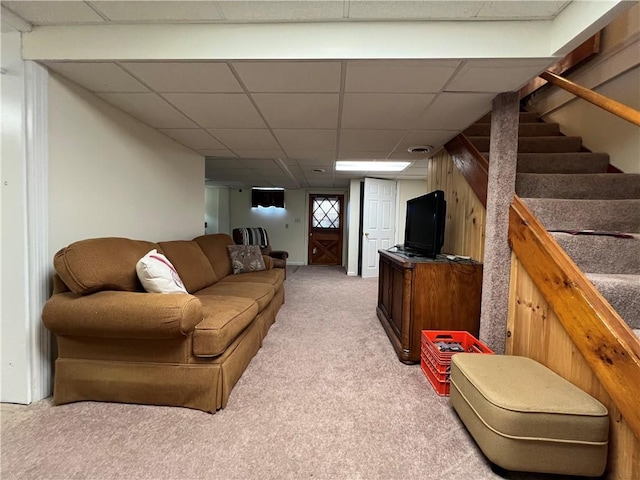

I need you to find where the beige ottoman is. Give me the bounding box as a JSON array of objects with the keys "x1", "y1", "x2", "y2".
[{"x1": 450, "y1": 354, "x2": 609, "y2": 477}]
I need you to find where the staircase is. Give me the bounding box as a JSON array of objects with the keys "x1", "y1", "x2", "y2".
[{"x1": 465, "y1": 112, "x2": 640, "y2": 337}]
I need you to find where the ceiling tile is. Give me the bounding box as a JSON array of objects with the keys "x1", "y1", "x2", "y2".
[
  {"x1": 336, "y1": 151, "x2": 391, "y2": 160},
  {"x1": 392, "y1": 130, "x2": 458, "y2": 155},
  {"x1": 416, "y1": 92, "x2": 495, "y2": 130},
  {"x1": 207, "y1": 129, "x2": 280, "y2": 150},
  {"x1": 91, "y1": 1, "x2": 224, "y2": 21},
  {"x1": 217, "y1": 1, "x2": 344, "y2": 21},
  {"x1": 98, "y1": 93, "x2": 198, "y2": 128},
  {"x1": 273, "y1": 129, "x2": 337, "y2": 152},
  {"x1": 2, "y1": 1, "x2": 105, "y2": 24},
  {"x1": 252, "y1": 93, "x2": 339, "y2": 128},
  {"x1": 231, "y1": 149, "x2": 286, "y2": 158},
  {"x1": 339, "y1": 130, "x2": 405, "y2": 153},
  {"x1": 348, "y1": 1, "x2": 482, "y2": 20},
  {"x1": 44, "y1": 62, "x2": 148, "y2": 93},
  {"x1": 198, "y1": 149, "x2": 237, "y2": 158},
  {"x1": 233, "y1": 61, "x2": 342, "y2": 92},
  {"x1": 158, "y1": 129, "x2": 226, "y2": 149},
  {"x1": 477, "y1": 1, "x2": 570, "y2": 19},
  {"x1": 205, "y1": 158, "x2": 244, "y2": 169},
  {"x1": 163, "y1": 94, "x2": 266, "y2": 128},
  {"x1": 120, "y1": 62, "x2": 242, "y2": 93},
  {"x1": 446, "y1": 59, "x2": 552, "y2": 93},
  {"x1": 286, "y1": 155, "x2": 336, "y2": 166},
  {"x1": 345, "y1": 60, "x2": 461, "y2": 93},
  {"x1": 341, "y1": 93, "x2": 436, "y2": 129}
]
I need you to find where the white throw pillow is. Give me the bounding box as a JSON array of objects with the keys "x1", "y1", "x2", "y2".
[{"x1": 136, "y1": 249, "x2": 188, "y2": 294}]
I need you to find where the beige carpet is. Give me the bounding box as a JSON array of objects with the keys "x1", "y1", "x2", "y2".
[{"x1": 2, "y1": 266, "x2": 572, "y2": 480}]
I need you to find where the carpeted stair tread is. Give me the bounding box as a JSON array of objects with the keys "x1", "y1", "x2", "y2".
[
  {"x1": 549, "y1": 232, "x2": 640, "y2": 275},
  {"x1": 585, "y1": 273, "x2": 640, "y2": 329},
  {"x1": 469, "y1": 136, "x2": 582, "y2": 153},
  {"x1": 478, "y1": 111, "x2": 539, "y2": 123},
  {"x1": 516, "y1": 173, "x2": 640, "y2": 199},
  {"x1": 464, "y1": 122, "x2": 560, "y2": 137},
  {"x1": 522, "y1": 198, "x2": 640, "y2": 232}
]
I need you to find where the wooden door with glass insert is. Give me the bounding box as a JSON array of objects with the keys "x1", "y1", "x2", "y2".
[{"x1": 308, "y1": 194, "x2": 344, "y2": 265}]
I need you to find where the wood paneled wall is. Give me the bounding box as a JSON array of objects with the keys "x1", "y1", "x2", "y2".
[
  {"x1": 507, "y1": 254, "x2": 640, "y2": 479},
  {"x1": 426, "y1": 149, "x2": 486, "y2": 261}
]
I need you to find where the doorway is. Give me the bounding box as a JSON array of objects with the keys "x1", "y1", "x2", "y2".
[{"x1": 308, "y1": 194, "x2": 344, "y2": 265}]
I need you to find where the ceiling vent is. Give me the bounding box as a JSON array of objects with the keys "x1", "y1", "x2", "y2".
[{"x1": 407, "y1": 145, "x2": 433, "y2": 154}]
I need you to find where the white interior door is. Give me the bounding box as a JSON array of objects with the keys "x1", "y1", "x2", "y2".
[{"x1": 361, "y1": 178, "x2": 396, "y2": 278}]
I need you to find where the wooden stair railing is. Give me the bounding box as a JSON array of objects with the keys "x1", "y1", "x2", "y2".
[
  {"x1": 509, "y1": 196, "x2": 640, "y2": 439},
  {"x1": 539, "y1": 70, "x2": 640, "y2": 127},
  {"x1": 444, "y1": 134, "x2": 488, "y2": 208}
]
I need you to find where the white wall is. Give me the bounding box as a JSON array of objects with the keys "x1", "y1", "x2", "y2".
[
  {"x1": 229, "y1": 188, "x2": 306, "y2": 265},
  {"x1": 529, "y1": 4, "x2": 640, "y2": 173},
  {"x1": 1, "y1": 31, "x2": 30, "y2": 404},
  {"x1": 395, "y1": 180, "x2": 429, "y2": 245},
  {"x1": 48, "y1": 74, "x2": 205, "y2": 257}
]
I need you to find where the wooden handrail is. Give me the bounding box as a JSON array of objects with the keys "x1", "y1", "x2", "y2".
[
  {"x1": 509, "y1": 196, "x2": 640, "y2": 439},
  {"x1": 540, "y1": 71, "x2": 640, "y2": 127},
  {"x1": 444, "y1": 134, "x2": 489, "y2": 208}
]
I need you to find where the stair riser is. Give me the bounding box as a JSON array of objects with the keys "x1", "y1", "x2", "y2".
[
  {"x1": 516, "y1": 153, "x2": 609, "y2": 174},
  {"x1": 523, "y1": 198, "x2": 640, "y2": 232},
  {"x1": 465, "y1": 123, "x2": 560, "y2": 137},
  {"x1": 516, "y1": 174, "x2": 640, "y2": 200},
  {"x1": 470, "y1": 136, "x2": 582, "y2": 153},
  {"x1": 478, "y1": 112, "x2": 539, "y2": 123},
  {"x1": 551, "y1": 233, "x2": 640, "y2": 275}
]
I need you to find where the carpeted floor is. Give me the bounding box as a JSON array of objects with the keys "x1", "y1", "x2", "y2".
[{"x1": 1, "y1": 266, "x2": 580, "y2": 480}]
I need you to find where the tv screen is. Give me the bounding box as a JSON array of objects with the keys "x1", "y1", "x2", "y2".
[{"x1": 404, "y1": 190, "x2": 446, "y2": 258}]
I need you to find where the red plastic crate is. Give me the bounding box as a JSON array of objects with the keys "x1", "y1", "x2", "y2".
[
  {"x1": 421, "y1": 330, "x2": 493, "y2": 365},
  {"x1": 420, "y1": 354, "x2": 450, "y2": 396},
  {"x1": 420, "y1": 330, "x2": 493, "y2": 396}
]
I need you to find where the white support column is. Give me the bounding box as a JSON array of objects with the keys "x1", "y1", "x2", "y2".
[{"x1": 24, "y1": 60, "x2": 52, "y2": 400}]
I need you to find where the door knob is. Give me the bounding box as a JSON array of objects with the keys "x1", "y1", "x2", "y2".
[{"x1": 365, "y1": 232, "x2": 369, "y2": 237}]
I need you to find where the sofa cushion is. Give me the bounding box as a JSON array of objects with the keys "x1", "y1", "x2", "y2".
[
  {"x1": 227, "y1": 245, "x2": 266, "y2": 274},
  {"x1": 196, "y1": 282, "x2": 275, "y2": 312},
  {"x1": 193, "y1": 296, "x2": 259, "y2": 357},
  {"x1": 54, "y1": 237, "x2": 159, "y2": 295},
  {"x1": 136, "y1": 249, "x2": 188, "y2": 294},
  {"x1": 219, "y1": 268, "x2": 284, "y2": 292},
  {"x1": 158, "y1": 241, "x2": 217, "y2": 293},
  {"x1": 193, "y1": 234, "x2": 235, "y2": 280}
]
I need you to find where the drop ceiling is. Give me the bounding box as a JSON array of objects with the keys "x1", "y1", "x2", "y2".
[{"x1": 1, "y1": 0, "x2": 611, "y2": 189}]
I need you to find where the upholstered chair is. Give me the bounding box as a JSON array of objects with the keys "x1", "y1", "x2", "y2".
[{"x1": 232, "y1": 227, "x2": 288, "y2": 278}]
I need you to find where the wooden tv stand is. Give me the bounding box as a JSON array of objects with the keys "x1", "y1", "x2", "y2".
[{"x1": 376, "y1": 249, "x2": 483, "y2": 364}]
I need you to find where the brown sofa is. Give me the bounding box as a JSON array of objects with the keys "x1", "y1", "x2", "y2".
[{"x1": 42, "y1": 233, "x2": 285, "y2": 413}]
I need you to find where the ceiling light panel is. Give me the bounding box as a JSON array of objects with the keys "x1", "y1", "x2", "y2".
[
  {"x1": 232, "y1": 61, "x2": 342, "y2": 92},
  {"x1": 120, "y1": 62, "x2": 242, "y2": 93},
  {"x1": 336, "y1": 161, "x2": 410, "y2": 172}
]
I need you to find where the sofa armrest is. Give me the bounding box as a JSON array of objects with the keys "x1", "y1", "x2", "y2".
[
  {"x1": 262, "y1": 255, "x2": 274, "y2": 270},
  {"x1": 269, "y1": 250, "x2": 289, "y2": 260},
  {"x1": 42, "y1": 291, "x2": 203, "y2": 339}
]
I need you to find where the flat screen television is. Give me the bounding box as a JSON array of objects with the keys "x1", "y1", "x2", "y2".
[{"x1": 404, "y1": 190, "x2": 446, "y2": 258}]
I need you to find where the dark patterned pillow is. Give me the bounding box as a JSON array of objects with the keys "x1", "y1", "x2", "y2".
[{"x1": 227, "y1": 245, "x2": 266, "y2": 274}]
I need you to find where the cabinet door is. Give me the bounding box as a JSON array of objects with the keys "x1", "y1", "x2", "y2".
[
  {"x1": 389, "y1": 264, "x2": 407, "y2": 337},
  {"x1": 378, "y1": 255, "x2": 391, "y2": 318}
]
